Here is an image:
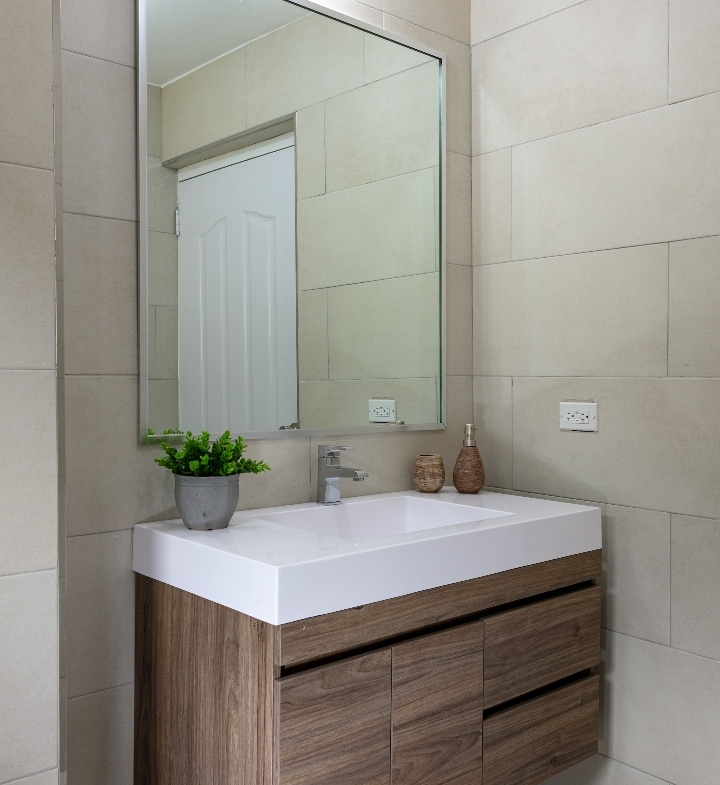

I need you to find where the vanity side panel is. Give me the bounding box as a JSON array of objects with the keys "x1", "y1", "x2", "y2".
[
  {"x1": 279, "y1": 551, "x2": 602, "y2": 668},
  {"x1": 392, "y1": 620, "x2": 484, "y2": 785},
  {"x1": 134, "y1": 576, "x2": 276, "y2": 785}
]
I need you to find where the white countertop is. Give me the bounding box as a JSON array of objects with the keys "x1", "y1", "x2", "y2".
[{"x1": 132, "y1": 488, "x2": 601, "y2": 626}]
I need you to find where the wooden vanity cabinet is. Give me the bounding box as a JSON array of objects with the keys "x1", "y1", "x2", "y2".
[{"x1": 135, "y1": 550, "x2": 601, "y2": 785}]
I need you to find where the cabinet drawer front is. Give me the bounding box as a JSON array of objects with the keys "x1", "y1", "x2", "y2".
[
  {"x1": 392, "y1": 620, "x2": 484, "y2": 785},
  {"x1": 277, "y1": 649, "x2": 391, "y2": 785},
  {"x1": 483, "y1": 675, "x2": 599, "y2": 785},
  {"x1": 484, "y1": 585, "x2": 601, "y2": 708}
]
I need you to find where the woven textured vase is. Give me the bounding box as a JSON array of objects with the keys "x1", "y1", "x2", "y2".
[{"x1": 413, "y1": 454, "x2": 445, "y2": 493}]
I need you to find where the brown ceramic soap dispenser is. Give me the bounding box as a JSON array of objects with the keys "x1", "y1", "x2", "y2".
[{"x1": 453, "y1": 424, "x2": 485, "y2": 494}]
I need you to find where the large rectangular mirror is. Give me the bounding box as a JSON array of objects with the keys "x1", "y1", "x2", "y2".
[{"x1": 139, "y1": 0, "x2": 446, "y2": 441}]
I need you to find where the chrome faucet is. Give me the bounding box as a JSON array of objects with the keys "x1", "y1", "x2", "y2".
[{"x1": 317, "y1": 445, "x2": 369, "y2": 505}]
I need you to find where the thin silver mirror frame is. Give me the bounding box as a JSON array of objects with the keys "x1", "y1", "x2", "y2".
[{"x1": 137, "y1": 0, "x2": 448, "y2": 444}]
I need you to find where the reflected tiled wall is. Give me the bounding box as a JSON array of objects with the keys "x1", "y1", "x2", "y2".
[
  {"x1": 60, "y1": 0, "x2": 471, "y2": 782},
  {"x1": 0, "y1": 0, "x2": 59, "y2": 782},
  {"x1": 471, "y1": 2, "x2": 720, "y2": 784}
]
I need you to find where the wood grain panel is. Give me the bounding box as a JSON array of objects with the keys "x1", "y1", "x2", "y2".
[
  {"x1": 483, "y1": 675, "x2": 599, "y2": 785},
  {"x1": 392, "y1": 621, "x2": 484, "y2": 785},
  {"x1": 280, "y1": 551, "x2": 601, "y2": 668},
  {"x1": 277, "y1": 648, "x2": 392, "y2": 785},
  {"x1": 134, "y1": 576, "x2": 276, "y2": 785},
  {"x1": 484, "y1": 586, "x2": 601, "y2": 709}
]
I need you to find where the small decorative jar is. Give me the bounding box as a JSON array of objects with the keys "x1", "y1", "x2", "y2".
[{"x1": 413, "y1": 454, "x2": 445, "y2": 493}]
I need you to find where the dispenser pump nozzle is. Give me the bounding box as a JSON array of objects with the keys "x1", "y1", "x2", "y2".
[{"x1": 463, "y1": 423, "x2": 477, "y2": 447}]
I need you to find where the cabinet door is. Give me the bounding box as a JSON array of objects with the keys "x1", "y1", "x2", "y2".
[
  {"x1": 392, "y1": 620, "x2": 484, "y2": 785},
  {"x1": 276, "y1": 648, "x2": 392, "y2": 785}
]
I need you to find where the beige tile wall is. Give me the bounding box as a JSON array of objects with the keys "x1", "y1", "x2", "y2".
[
  {"x1": 473, "y1": 2, "x2": 720, "y2": 783},
  {"x1": 0, "y1": 0, "x2": 59, "y2": 783},
  {"x1": 60, "y1": 3, "x2": 472, "y2": 782}
]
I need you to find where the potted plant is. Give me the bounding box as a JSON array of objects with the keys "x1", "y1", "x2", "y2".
[{"x1": 155, "y1": 430, "x2": 270, "y2": 530}]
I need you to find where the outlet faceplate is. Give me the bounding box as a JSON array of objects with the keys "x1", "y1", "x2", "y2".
[
  {"x1": 369, "y1": 398, "x2": 396, "y2": 423},
  {"x1": 560, "y1": 402, "x2": 598, "y2": 432}
]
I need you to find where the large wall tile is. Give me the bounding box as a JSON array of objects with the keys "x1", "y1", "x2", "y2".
[
  {"x1": 545, "y1": 754, "x2": 670, "y2": 785},
  {"x1": 61, "y1": 0, "x2": 135, "y2": 68},
  {"x1": 447, "y1": 153, "x2": 471, "y2": 267},
  {"x1": 382, "y1": 15, "x2": 471, "y2": 157},
  {"x1": 602, "y1": 632, "x2": 720, "y2": 785},
  {"x1": 446, "y1": 264, "x2": 472, "y2": 376},
  {"x1": 300, "y1": 377, "x2": 438, "y2": 428},
  {"x1": 298, "y1": 168, "x2": 437, "y2": 290},
  {"x1": 153, "y1": 307, "x2": 178, "y2": 381},
  {"x1": 298, "y1": 289, "x2": 329, "y2": 382},
  {"x1": 471, "y1": 0, "x2": 585, "y2": 45},
  {"x1": 62, "y1": 52, "x2": 136, "y2": 221},
  {"x1": 234, "y1": 437, "x2": 312, "y2": 511},
  {"x1": 148, "y1": 231, "x2": 178, "y2": 308},
  {"x1": 669, "y1": 0, "x2": 720, "y2": 103},
  {"x1": 325, "y1": 61, "x2": 439, "y2": 192},
  {"x1": 671, "y1": 515, "x2": 720, "y2": 660},
  {"x1": 295, "y1": 102, "x2": 326, "y2": 200},
  {"x1": 363, "y1": 31, "x2": 432, "y2": 84},
  {"x1": 0, "y1": 163, "x2": 55, "y2": 370},
  {"x1": 513, "y1": 378, "x2": 720, "y2": 519},
  {"x1": 147, "y1": 85, "x2": 162, "y2": 159},
  {"x1": 309, "y1": 375, "x2": 473, "y2": 499},
  {"x1": 64, "y1": 214, "x2": 137, "y2": 376},
  {"x1": 328, "y1": 273, "x2": 440, "y2": 380},
  {"x1": 367, "y1": 0, "x2": 470, "y2": 44},
  {"x1": 473, "y1": 376, "x2": 512, "y2": 489},
  {"x1": 65, "y1": 375, "x2": 175, "y2": 536},
  {"x1": 473, "y1": 0, "x2": 668, "y2": 153},
  {"x1": 0, "y1": 571, "x2": 58, "y2": 782},
  {"x1": 669, "y1": 235, "x2": 720, "y2": 378},
  {"x1": 602, "y1": 505, "x2": 671, "y2": 645},
  {"x1": 147, "y1": 379, "x2": 179, "y2": 434},
  {"x1": 67, "y1": 684, "x2": 133, "y2": 785},
  {"x1": 161, "y1": 49, "x2": 246, "y2": 162},
  {"x1": 247, "y1": 14, "x2": 363, "y2": 128},
  {"x1": 148, "y1": 159, "x2": 177, "y2": 234},
  {"x1": 66, "y1": 531, "x2": 133, "y2": 698},
  {"x1": 0, "y1": 372, "x2": 57, "y2": 577},
  {"x1": 0, "y1": 0, "x2": 54, "y2": 169},
  {"x1": 473, "y1": 246, "x2": 669, "y2": 377},
  {"x1": 512, "y1": 92, "x2": 720, "y2": 260},
  {"x1": 472, "y1": 150, "x2": 511, "y2": 264}
]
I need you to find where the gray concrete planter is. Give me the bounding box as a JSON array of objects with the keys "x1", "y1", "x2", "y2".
[{"x1": 174, "y1": 474, "x2": 240, "y2": 531}]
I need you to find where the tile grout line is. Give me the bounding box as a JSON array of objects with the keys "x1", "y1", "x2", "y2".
[
  {"x1": 609, "y1": 628, "x2": 720, "y2": 665},
  {"x1": 595, "y1": 753, "x2": 674, "y2": 785},
  {"x1": 0, "y1": 767, "x2": 60, "y2": 785},
  {"x1": 67, "y1": 680, "x2": 135, "y2": 703},
  {"x1": 63, "y1": 210, "x2": 137, "y2": 224},
  {"x1": 471, "y1": 0, "x2": 590, "y2": 47},
  {"x1": 61, "y1": 48, "x2": 135, "y2": 71},
  {"x1": 0, "y1": 159, "x2": 54, "y2": 173}
]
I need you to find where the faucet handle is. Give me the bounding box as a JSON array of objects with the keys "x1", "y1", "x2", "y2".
[{"x1": 318, "y1": 445, "x2": 353, "y2": 457}]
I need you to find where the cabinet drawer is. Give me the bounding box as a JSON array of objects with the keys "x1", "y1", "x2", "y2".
[
  {"x1": 483, "y1": 675, "x2": 599, "y2": 785},
  {"x1": 484, "y1": 585, "x2": 601, "y2": 708}
]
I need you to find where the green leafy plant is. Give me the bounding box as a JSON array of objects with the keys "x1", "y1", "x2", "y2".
[{"x1": 155, "y1": 430, "x2": 270, "y2": 477}]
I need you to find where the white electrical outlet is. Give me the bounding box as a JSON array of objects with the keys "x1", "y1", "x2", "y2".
[
  {"x1": 560, "y1": 402, "x2": 598, "y2": 432},
  {"x1": 369, "y1": 398, "x2": 396, "y2": 423}
]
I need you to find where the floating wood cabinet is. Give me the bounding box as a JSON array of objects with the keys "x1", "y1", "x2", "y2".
[{"x1": 135, "y1": 550, "x2": 602, "y2": 785}]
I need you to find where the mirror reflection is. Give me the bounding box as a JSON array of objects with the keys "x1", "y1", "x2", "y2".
[{"x1": 144, "y1": 0, "x2": 443, "y2": 436}]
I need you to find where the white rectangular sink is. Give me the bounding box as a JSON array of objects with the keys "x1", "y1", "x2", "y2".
[
  {"x1": 133, "y1": 488, "x2": 601, "y2": 626},
  {"x1": 256, "y1": 495, "x2": 511, "y2": 541}
]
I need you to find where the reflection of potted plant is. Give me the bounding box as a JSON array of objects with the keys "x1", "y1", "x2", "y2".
[{"x1": 155, "y1": 430, "x2": 270, "y2": 530}]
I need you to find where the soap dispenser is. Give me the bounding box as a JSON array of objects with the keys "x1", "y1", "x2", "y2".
[{"x1": 453, "y1": 424, "x2": 485, "y2": 494}]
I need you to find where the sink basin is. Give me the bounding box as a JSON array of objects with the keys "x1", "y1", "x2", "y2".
[
  {"x1": 256, "y1": 495, "x2": 511, "y2": 541},
  {"x1": 133, "y1": 488, "x2": 602, "y2": 625}
]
